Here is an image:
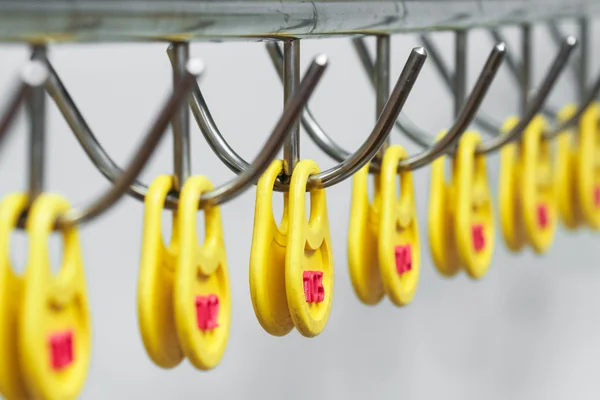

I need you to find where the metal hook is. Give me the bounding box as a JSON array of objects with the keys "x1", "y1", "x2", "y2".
[
  {"x1": 52, "y1": 59, "x2": 205, "y2": 228},
  {"x1": 170, "y1": 42, "x2": 192, "y2": 192},
  {"x1": 44, "y1": 52, "x2": 327, "y2": 216},
  {"x1": 0, "y1": 60, "x2": 48, "y2": 154},
  {"x1": 284, "y1": 39, "x2": 504, "y2": 170},
  {"x1": 476, "y1": 36, "x2": 577, "y2": 154},
  {"x1": 192, "y1": 42, "x2": 424, "y2": 189},
  {"x1": 27, "y1": 45, "x2": 47, "y2": 208}
]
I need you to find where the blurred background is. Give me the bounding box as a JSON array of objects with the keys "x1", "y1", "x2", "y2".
[{"x1": 0, "y1": 21, "x2": 599, "y2": 400}]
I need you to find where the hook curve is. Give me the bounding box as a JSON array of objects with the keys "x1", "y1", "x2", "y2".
[
  {"x1": 44, "y1": 53, "x2": 327, "y2": 220},
  {"x1": 274, "y1": 40, "x2": 504, "y2": 170},
  {"x1": 476, "y1": 36, "x2": 577, "y2": 154},
  {"x1": 195, "y1": 43, "x2": 426, "y2": 189}
]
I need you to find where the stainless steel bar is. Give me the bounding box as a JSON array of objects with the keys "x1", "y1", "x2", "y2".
[
  {"x1": 376, "y1": 35, "x2": 390, "y2": 159},
  {"x1": 521, "y1": 24, "x2": 531, "y2": 115},
  {"x1": 27, "y1": 44, "x2": 46, "y2": 206},
  {"x1": 170, "y1": 42, "x2": 191, "y2": 191},
  {"x1": 578, "y1": 17, "x2": 589, "y2": 103},
  {"x1": 0, "y1": 0, "x2": 597, "y2": 43},
  {"x1": 283, "y1": 39, "x2": 300, "y2": 179},
  {"x1": 454, "y1": 30, "x2": 467, "y2": 118}
]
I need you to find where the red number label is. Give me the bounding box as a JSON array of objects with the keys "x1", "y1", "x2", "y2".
[
  {"x1": 303, "y1": 271, "x2": 324, "y2": 303},
  {"x1": 471, "y1": 224, "x2": 486, "y2": 252},
  {"x1": 537, "y1": 203, "x2": 549, "y2": 228},
  {"x1": 49, "y1": 330, "x2": 74, "y2": 370},
  {"x1": 394, "y1": 245, "x2": 412, "y2": 275},
  {"x1": 195, "y1": 294, "x2": 220, "y2": 331}
]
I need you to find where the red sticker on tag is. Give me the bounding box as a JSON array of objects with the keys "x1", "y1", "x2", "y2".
[
  {"x1": 196, "y1": 294, "x2": 220, "y2": 331},
  {"x1": 49, "y1": 330, "x2": 74, "y2": 370},
  {"x1": 594, "y1": 186, "x2": 600, "y2": 207},
  {"x1": 303, "y1": 271, "x2": 324, "y2": 303},
  {"x1": 537, "y1": 203, "x2": 549, "y2": 228},
  {"x1": 471, "y1": 224, "x2": 485, "y2": 252},
  {"x1": 394, "y1": 245, "x2": 412, "y2": 275}
]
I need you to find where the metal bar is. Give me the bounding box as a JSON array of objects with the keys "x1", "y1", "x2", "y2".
[
  {"x1": 376, "y1": 35, "x2": 390, "y2": 159},
  {"x1": 170, "y1": 42, "x2": 191, "y2": 191},
  {"x1": 520, "y1": 24, "x2": 531, "y2": 115},
  {"x1": 454, "y1": 30, "x2": 467, "y2": 118},
  {"x1": 26, "y1": 44, "x2": 46, "y2": 205},
  {"x1": 578, "y1": 17, "x2": 589, "y2": 103},
  {"x1": 282, "y1": 38, "x2": 300, "y2": 179},
  {"x1": 0, "y1": 1, "x2": 596, "y2": 43}
]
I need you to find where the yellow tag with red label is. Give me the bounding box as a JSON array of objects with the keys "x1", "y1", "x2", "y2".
[
  {"x1": 137, "y1": 175, "x2": 184, "y2": 369},
  {"x1": 20, "y1": 194, "x2": 91, "y2": 400},
  {"x1": 520, "y1": 115, "x2": 557, "y2": 253},
  {"x1": 499, "y1": 117, "x2": 527, "y2": 252},
  {"x1": 175, "y1": 176, "x2": 231, "y2": 370},
  {"x1": 378, "y1": 145, "x2": 420, "y2": 306},
  {"x1": 347, "y1": 162, "x2": 384, "y2": 305},
  {"x1": 286, "y1": 160, "x2": 334, "y2": 338},
  {"x1": 555, "y1": 104, "x2": 583, "y2": 230},
  {"x1": 0, "y1": 193, "x2": 29, "y2": 400},
  {"x1": 576, "y1": 103, "x2": 600, "y2": 229},
  {"x1": 249, "y1": 160, "x2": 294, "y2": 336},
  {"x1": 454, "y1": 132, "x2": 495, "y2": 280},
  {"x1": 428, "y1": 131, "x2": 460, "y2": 277}
]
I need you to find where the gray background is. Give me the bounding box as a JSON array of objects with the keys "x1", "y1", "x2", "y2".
[{"x1": 1, "y1": 22, "x2": 599, "y2": 400}]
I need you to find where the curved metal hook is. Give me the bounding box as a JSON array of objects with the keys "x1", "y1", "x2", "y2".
[
  {"x1": 53, "y1": 59, "x2": 205, "y2": 228},
  {"x1": 476, "y1": 36, "x2": 577, "y2": 154},
  {"x1": 45, "y1": 53, "x2": 327, "y2": 217},
  {"x1": 0, "y1": 60, "x2": 48, "y2": 154},
  {"x1": 273, "y1": 40, "x2": 504, "y2": 170},
  {"x1": 194, "y1": 44, "x2": 425, "y2": 189}
]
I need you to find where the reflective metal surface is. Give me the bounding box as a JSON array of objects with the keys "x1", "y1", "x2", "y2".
[{"x1": 0, "y1": 0, "x2": 598, "y2": 43}]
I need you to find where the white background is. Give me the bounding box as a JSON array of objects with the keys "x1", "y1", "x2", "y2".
[{"x1": 1, "y1": 22, "x2": 599, "y2": 400}]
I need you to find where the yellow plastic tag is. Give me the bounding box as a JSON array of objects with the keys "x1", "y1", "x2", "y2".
[
  {"x1": 0, "y1": 193, "x2": 29, "y2": 400},
  {"x1": 347, "y1": 162, "x2": 384, "y2": 305},
  {"x1": 428, "y1": 131, "x2": 460, "y2": 277},
  {"x1": 576, "y1": 103, "x2": 600, "y2": 229},
  {"x1": 499, "y1": 117, "x2": 527, "y2": 252},
  {"x1": 20, "y1": 194, "x2": 91, "y2": 400},
  {"x1": 249, "y1": 160, "x2": 293, "y2": 336},
  {"x1": 555, "y1": 104, "x2": 583, "y2": 230},
  {"x1": 175, "y1": 176, "x2": 231, "y2": 370},
  {"x1": 520, "y1": 115, "x2": 556, "y2": 253},
  {"x1": 454, "y1": 132, "x2": 495, "y2": 279},
  {"x1": 286, "y1": 160, "x2": 333, "y2": 337},
  {"x1": 378, "y1": 145, "x2": 420, "y2": 306},
  {"x1": 137, "y1": 175, "x2": 184, "y2": 368}
]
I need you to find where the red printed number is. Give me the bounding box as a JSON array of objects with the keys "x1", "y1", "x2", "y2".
[
  {"x1": 196, "y1": 294, "x2": 220, "y2": 331},
  {"x1": 49, "y1": 330, "x2": 74, "y2": 370},
  {"x1": 303, "y1": 271, "x2": 324, "y2": 303},
  {"x1": 471, "y1": 224, "x2": 485, "y2": 252},
  {"x1": 395, "y1": 245, "x2": 412, "y2": 275},
  {"x1": 594, "y1": 186, "x2": 600, "y2": 207},
  {"x1": 537, "y1": 203, "x2": 549, "y2": 229}
]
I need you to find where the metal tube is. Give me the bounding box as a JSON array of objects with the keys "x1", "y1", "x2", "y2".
[
  {"x1": 283, "y1": 38, "x2": 300, "y2": 179},
  {"x1": 26, "y1": 44, "x2": 46, "y2": 205},
  {"x1": 454, "y1": 30, "x2": 467, "y2": 118},
  {"x1": 520, "y1": 24, "x2": 531, "y2": 116},
  {"x1": 170, "y1": 42, "x2": 191, "y2": 190},
  {"x1": 578, "y1": 17, "x2": 589, "y2": 104},
  {"x1": 375, "y1": 35, "x2": 391, "y2": 158}
]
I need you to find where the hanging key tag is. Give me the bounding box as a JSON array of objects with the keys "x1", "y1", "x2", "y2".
[
  {"x1": 286, "y1": 160, "x2": 334, "y2": 338},
  {"x1": 520, "y1": 115, "x2": 557, "y2": 253},
  {"x1": 137, "y1": 175, "x2": 184, "y2": 368},
  {"x1": 378, "y1": 145, "x2": 420, "y2": 306},
  {"x1": 499, "y1": 117, "x2": 526, "y2": 252},
  {"x1": 0, "y1": 194, "x2": 30, "y2": 400},
  {"x1": 347, "y1": 162, "x2": 384, "y2": 305},
  {"x1": 576, "y1": 103, "x2": 600, "y2": 229},
  {"x1": 428, "y1": 131, "x2": 460, "y2": 277},
  {"x1": 455, "y1": 132, "x2": 495, "y2": 279},
  {"x1": 249, "y1": 160, "x2": 294, "y2": 336},
  {"x1": 175, "y1": 176, "x2": 231, "y2": 370},
  {"x1": 555, "y1": 105, "x2": 583, "y2": 230},
  {"x1": 20, "y1": 194, "x2": 91, "y2": 400}
]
